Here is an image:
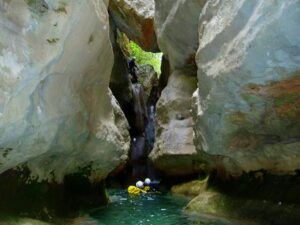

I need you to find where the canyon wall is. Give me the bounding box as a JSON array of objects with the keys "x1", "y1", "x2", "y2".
[
  {"x1": 153, "y1": 1, "x2": 300, "y2": 223},
  {"x1": 194, "y1": 0, "x2": 300, "y2": 176},
  {"x1": 150, "y1": 0, "x2": 206, "y2": 176},
  {"x1": 153, "y1": 0, "x2": 300, "y2": 178},
  {"x1": 0, "y1": 0, "x2": 130, "y2": 183},
  {"x1": 109, "y1": 0, "x2": 158, "y2": 52},
  {"x1": 154, "y1": 0, "x2": 207, "y2": 69}
]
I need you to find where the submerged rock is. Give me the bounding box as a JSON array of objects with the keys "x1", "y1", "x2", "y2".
[
  {"x1": 0, "y1": 0, "x2": 130, "y2": 183},
  {"x1": 150, "y1": 69, "x2": 202, "y2": 176},
  {"x1": 193, "y1": 0, "x2": 300, "y2": 176},
  {"x1": 109, "y1": 0, "x2": 158, "y2": 52}
]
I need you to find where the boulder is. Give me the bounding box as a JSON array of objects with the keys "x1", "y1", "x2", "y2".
[
  {"x1": 185, "y1": 191, "x2": 300, "y2": 225},
  {"x1": 193, "y1": 0, "x2": 300, "y2": 176},
  {"x1": 154, "y1": 0, "x2": 207, "y2": 69},
  {"x1": 0, "y1": 0, "x2": 130, "y2": 183},
  {"x1": 150, "y1": 69, "x2": 201, "y2": 176},
  {"x1": 171, "y1": 179, "x2": 207, "y2": 198},
  {"x1": 109, "y1": 0, "x2": 158, "y2": 52}
]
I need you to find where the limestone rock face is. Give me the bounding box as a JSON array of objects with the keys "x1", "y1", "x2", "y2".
[
  {"x1": 150, "y1": 69, "x2": 200, "y2": 176},
  {"x1": 137, "y1": 64, "x2": 158, "y2": 100},
  {"x1": 109, "y1": 0, "x2": 158, "y2": 52},
  {"x1": 154, "y1": 0, "x2": 207, "y2": 69},
  {"x1": 193, "y1": 0, "x2": 300, "y2": 176},
  {"x1": 0, "y1": 0, "x2": 130, "y2": 183}
]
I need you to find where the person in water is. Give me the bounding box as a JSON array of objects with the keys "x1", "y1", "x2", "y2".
[
  {"x1": 144, "y1": 178, "x2": 160, "y2": 191},
  {"x1": 128, "y1": 57, "x2": 139, "y2": 83},
  {"x1": 128, "y1": 180, "x2": 146, "y2": 195},
  {"x1": 127, "y1": 178, "x2": 160, "y2": 195}
]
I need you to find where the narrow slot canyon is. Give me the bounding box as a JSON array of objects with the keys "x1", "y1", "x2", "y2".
[{"x1": 0, "y1": 0, "x2": 299, "y2": 225}]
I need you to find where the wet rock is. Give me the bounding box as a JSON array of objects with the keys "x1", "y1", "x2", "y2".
[
  {"x1": 193, "y1": 0, "x2": 300, "y2": 176},
  {"x1": 131, "y1": 83, "x2": 148, "y2": 135},
  {"x1": 0, "y1": 166, "x2": 109, "y2": 220},
  {"x1": 185, "y1": 191, "x2": 300, "y2": 225},
  {"x1": 154, "y1": 0, "x2": 207, "y2": 69},
  {"x1": 130, "y1": 136, "x2": 147, "y2": 179},
  {"x1": 171, "y1": 179, "x2": 207, "y2": 198},
  {"x1": 69, "y1": 216, "x2": 100, "y2": 225},
  {"x1": 0, "y1": 0, "x2": 130, "y2": 183},
  {"x1": 109, "y1": 0, "x2": 158, "y2": 52},
  {"x1": 150, "y1": 69, "x2": 200, "y2": 176},
  {"x1": 0, "y1": 218, "x2": 51, "y2": 225},
  {"x1": 131, "y1": 136, "x2": 147, "y2": 162}
]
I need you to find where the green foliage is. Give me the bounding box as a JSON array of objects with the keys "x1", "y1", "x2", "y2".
[{"x1": 127, "y1": 41, "x2": 162, "y2": 74}]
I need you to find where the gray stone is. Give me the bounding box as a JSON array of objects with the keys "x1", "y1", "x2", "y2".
[
  {"x1": 150, "y1": 69, "x2": 200, "y2": 176},
  {"x1": 154, "y1": 0, "x2": 207, "y2": 69},
  {"x1": 0, "y1": 0, "x2": 130, "y2": 183},
  {"x1": 193, "y1": 0, "x2": 300, "y2": 176},
  {"x1": 109, "y1": 0, "x2": 158, "y2": 52}
]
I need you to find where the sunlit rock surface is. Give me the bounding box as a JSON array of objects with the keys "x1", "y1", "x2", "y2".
[
  {"x1": 150, "y1": 69, "x2": 200, "y2": 176},
  {"x1": 154, "y1": 0, "x2": 207, "y2": 69},
  {"x1": 0, "y1": 0, "x2": 130, "y2": 183},
  {"x1": 193, "y1": 0, "x2": 300, "y2": 176},
  {"x1": 109, "y1": 0, "x2": 158, "y2": 52}
]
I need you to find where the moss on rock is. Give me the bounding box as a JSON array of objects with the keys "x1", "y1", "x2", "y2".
[
  {"x1": 185, "y1": 171, "x2": 300, "y2": 225},
  {"x1": 185, "y1": 191, "x2": 300, "y2": 225},
  {"x1": 171, "y1": 178, "x2": 208, "y2": 198}
]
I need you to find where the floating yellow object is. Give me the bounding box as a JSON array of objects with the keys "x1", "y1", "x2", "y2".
[
  {"x1": 144, "y1": 186, "x2": 150, "y2": 192},
  {"x1": 127, "y1": 185, "x2": 147, "y2": 195}
]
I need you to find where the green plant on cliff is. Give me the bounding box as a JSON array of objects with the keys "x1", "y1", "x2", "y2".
[
  {"x1": 127, "y1": 41, "x2": 162, "y2": 74},
  {"x1": 117, "y1": 32, "x2": 162, "y2": 74}
]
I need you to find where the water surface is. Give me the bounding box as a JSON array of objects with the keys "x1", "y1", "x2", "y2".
[
  {"x1": 0, "y1": 189, "x2": 245, "y2": 225},
  {"x1": 90, "y1": 189, "x2": 190, "y2": 225},
  {"x1": 85, "y1": 189, "x2": 242, "y2": 225}
]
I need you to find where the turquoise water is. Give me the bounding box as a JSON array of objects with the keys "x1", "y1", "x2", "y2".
[
  {"x1": 90, "y1": 189, "x2": 191, "y2": 225},
  {"x1": 82, "y1": 189, "x2": 240, "y2": 225},
  {"x1": 0, "y1": 189, "x2": 242, "y2": 225}
]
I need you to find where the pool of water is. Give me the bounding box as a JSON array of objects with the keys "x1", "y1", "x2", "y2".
[
  {"x1": 80, "y1": 189, "x2": 243, "y2": 225},
  {"x1": 89, "y1": 189, "x2": 191, "y2": 225},
  {"x1": 0, "y1": 189, "x2": 246, "y2": 225}
]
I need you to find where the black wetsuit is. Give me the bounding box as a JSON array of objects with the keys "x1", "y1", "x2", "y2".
[{"x1": 148, "y1": 181, "x2": 160, "y2": 191}]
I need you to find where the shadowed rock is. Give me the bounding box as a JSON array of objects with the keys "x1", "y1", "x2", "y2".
[{"x1": 109, "y1": 0, "x2": 158, "y2": 52}]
